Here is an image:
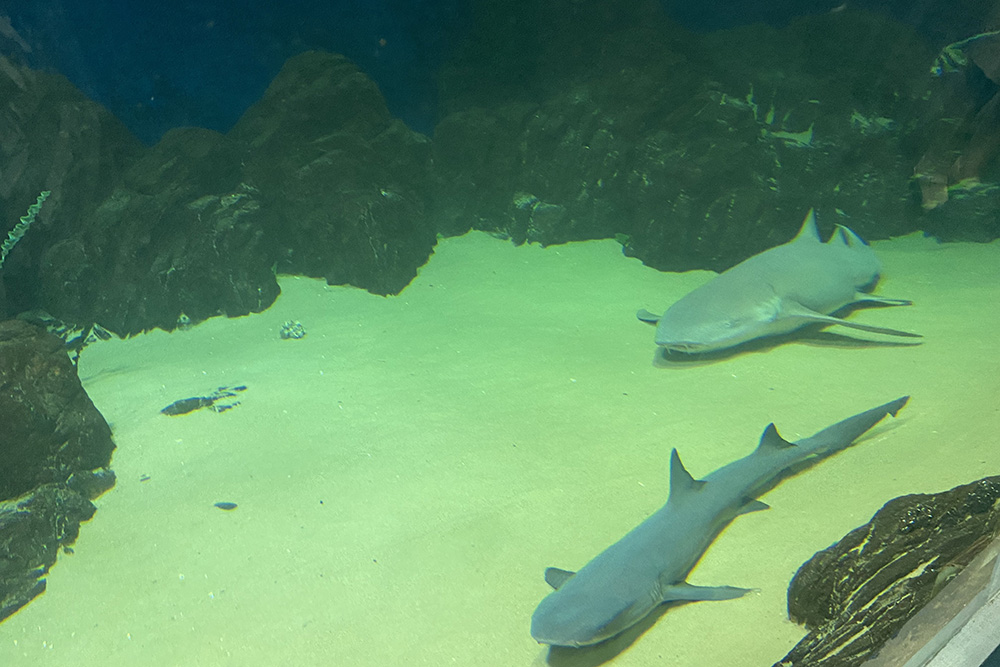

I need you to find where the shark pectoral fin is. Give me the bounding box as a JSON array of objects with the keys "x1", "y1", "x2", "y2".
[
  {"x1": 782, "y1": 303, "x2": 922, "y2": 339},
  {"x1": 737, "y1": 498, "x2": 770, "y2": 515},
  {"x1": 660, "y1": 581, "x2": 754, "y2": 603},
  {"x1": 637, "y1": 309, "x2": 661, "y2": 324},
  {"x1": 818, "y1": 314, "x2": 921, "y2": 339},
  {"x1": 855, "y1": 294, "x2": 913, "y2": 307},
  {"x1": 544, "y1": 567, "x2": 576, "y2": 590}
]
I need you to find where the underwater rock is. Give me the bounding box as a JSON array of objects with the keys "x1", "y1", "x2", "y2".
[
  {"x1": 4, "y1": 51, "x2": 433, "y2": 334},
  {"x1": 775, "y1": 475, "x2": 1000, "y2": 667},
  {"x1": 39, "y1": 128, "x2": 276, "y2": 335},
  {"x1": 0, "y1": 483, "x2": 98, "y2": 622},
  {"x1": 0, "y1": 60, "x2": 142, "y2": 322},
  {"x1": 4, "y1": 6, "x2": 998, "y2": 331},
  {"x1": 0, "y1": 318, "x2": 115, "y2": 622},
  {"x1": 432, "y1": 4, "x2": 948, "y2": 271},
  {"x1": 0, "y1": 319, "x2": 115, "y2": 500},
  {"x1": 229, "y1": 50, "x2": 436, "y2": 298}
]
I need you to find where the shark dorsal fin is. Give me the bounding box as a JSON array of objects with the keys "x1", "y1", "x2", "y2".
[
  {"x1": 755, "y1": 423, "x2": 795, "y2": 453},
  {"x1": 668, "y1": 449, "x2": 706, "y2": 503},
  {"x1": 830, "y1": 225, "x2": 850, "y2": 246},
  {"x1": 791, "y1": 208, "x2": 821, "y2": 243},
  {"x1": 832, "y1": 223, "x2": 868, "y2": 248}
]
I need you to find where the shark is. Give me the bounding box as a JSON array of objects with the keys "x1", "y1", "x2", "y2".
[
  {"x1": 530, "y1": 396, "x2": 909, "y2": 647},
  {"x1": 637, "y1": 210, "x2": 919, "y2": 355}
]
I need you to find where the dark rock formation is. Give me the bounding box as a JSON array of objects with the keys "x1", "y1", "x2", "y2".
[
  {"x1": 775, "y1": 476, "x2": 1000, "y2": 667},
  {"x1": 0, "y1": 318, "x2": 115, "y2": 621},
  {"x1": 37, "y1": 128, "x2": 276, "y2": 335},
  {"x1": 0, "y1": 319, "x2": 114, "y2": 498},
  {"x1": 3, "y1": 51, "x2": 435, "y2": 335},
  {"x1": 0, "y1": 484, "x2": 98, "y2": 621},
  {"x1": 433, "y1": 3, "x2": 939, "y2": 272},
  {"x1": 3, "y1": 6, "x2": 999, "y2": 334},
  {"x1": 911, "y1": 30, "x2": 1000, "y2": 241},
  {"x1": 229, "y1": 51, "x2": 436, "y2": 298},
  {"x1": 0, "y1": 59, "x2": 143, "y2": 319}
]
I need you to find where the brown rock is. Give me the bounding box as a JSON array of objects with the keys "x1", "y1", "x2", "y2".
[
  {"x1": 0, "y1": 58, "x2": 142, "y2": 318},
  {"x1": 777, "y1": 477, "x2": 1000, "y2": 667},
  {"x1": 0, "y1": 318, "x2": 115, "y2": 621},
  {"x1": 230, "y1": 50, "x2": 435, "y2": 296}
]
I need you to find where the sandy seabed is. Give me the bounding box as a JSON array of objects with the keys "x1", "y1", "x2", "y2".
[{"x1": 0, "y1": 229, "x2": 997, "y2": 667}]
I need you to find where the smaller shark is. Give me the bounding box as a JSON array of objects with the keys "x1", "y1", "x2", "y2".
[
  {"x1": 530, "y1": 396, "x2": 909, "y2": 647},
  {"x1": 637, "y1": 210, "x2": 919, "y2": 354}
]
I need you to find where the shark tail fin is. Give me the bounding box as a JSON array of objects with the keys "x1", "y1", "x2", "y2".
[{"x1": 797, "y1": 396, "x2": 909, "y2": 455}]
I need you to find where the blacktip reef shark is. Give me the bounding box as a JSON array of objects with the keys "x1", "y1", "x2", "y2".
[
  {"x1": 531, "y1": 396, "x2": 909, "y2": 647},
  {"x1": 637, "y1": 209, "x2": 920, "y2": 355}
]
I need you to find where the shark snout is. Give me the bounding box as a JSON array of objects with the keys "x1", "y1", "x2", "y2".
[
  {"x1": 655, "y1": 321, "x2": 748, "y2": 353},
  {"x1": 530, "y1": 593, "x2": 609, "y2": 647}
]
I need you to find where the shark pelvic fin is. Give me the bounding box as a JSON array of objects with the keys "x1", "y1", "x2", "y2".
[
  {"x1": 668, "y1": 449, "x2": 706, "y2": 503},
  {"x1": 737, "y1": 498, "x2": 771, "y2": 515},
  {"x1": 636, "y1": 308, "x2": 660, "y2": 324},
  {"x1": 544, "y1": 567, "x2": 576, "y2": 590}
]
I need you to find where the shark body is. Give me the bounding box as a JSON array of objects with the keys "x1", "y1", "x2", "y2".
[
  {"x1": 638, "y1": 210, "x2": 919, "y2": 354},
  {"x1": 530, "y1": 396, "x2": 909, "y2": 647}
]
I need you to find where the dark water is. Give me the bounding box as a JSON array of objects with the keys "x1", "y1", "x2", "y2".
[{"x1": 4, "y1": 0, "x2": 986, "y2": 145}]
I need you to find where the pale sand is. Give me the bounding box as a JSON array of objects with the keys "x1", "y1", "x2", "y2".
[{"x1": 0, "y1": 230, "x2": 997, "y2": 666}]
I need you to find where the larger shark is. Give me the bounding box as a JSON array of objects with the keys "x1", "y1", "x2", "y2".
[
  {"x1": 530, "y1": 396, "x2": 909, "y2": 647},
  {"x1": 637, "y1": 210, "x2": 919, "y2": 354}
]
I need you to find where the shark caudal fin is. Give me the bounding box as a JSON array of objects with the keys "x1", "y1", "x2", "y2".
[{"x1": 796, "y1": 396, "x2": 909, "y2": 455}]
